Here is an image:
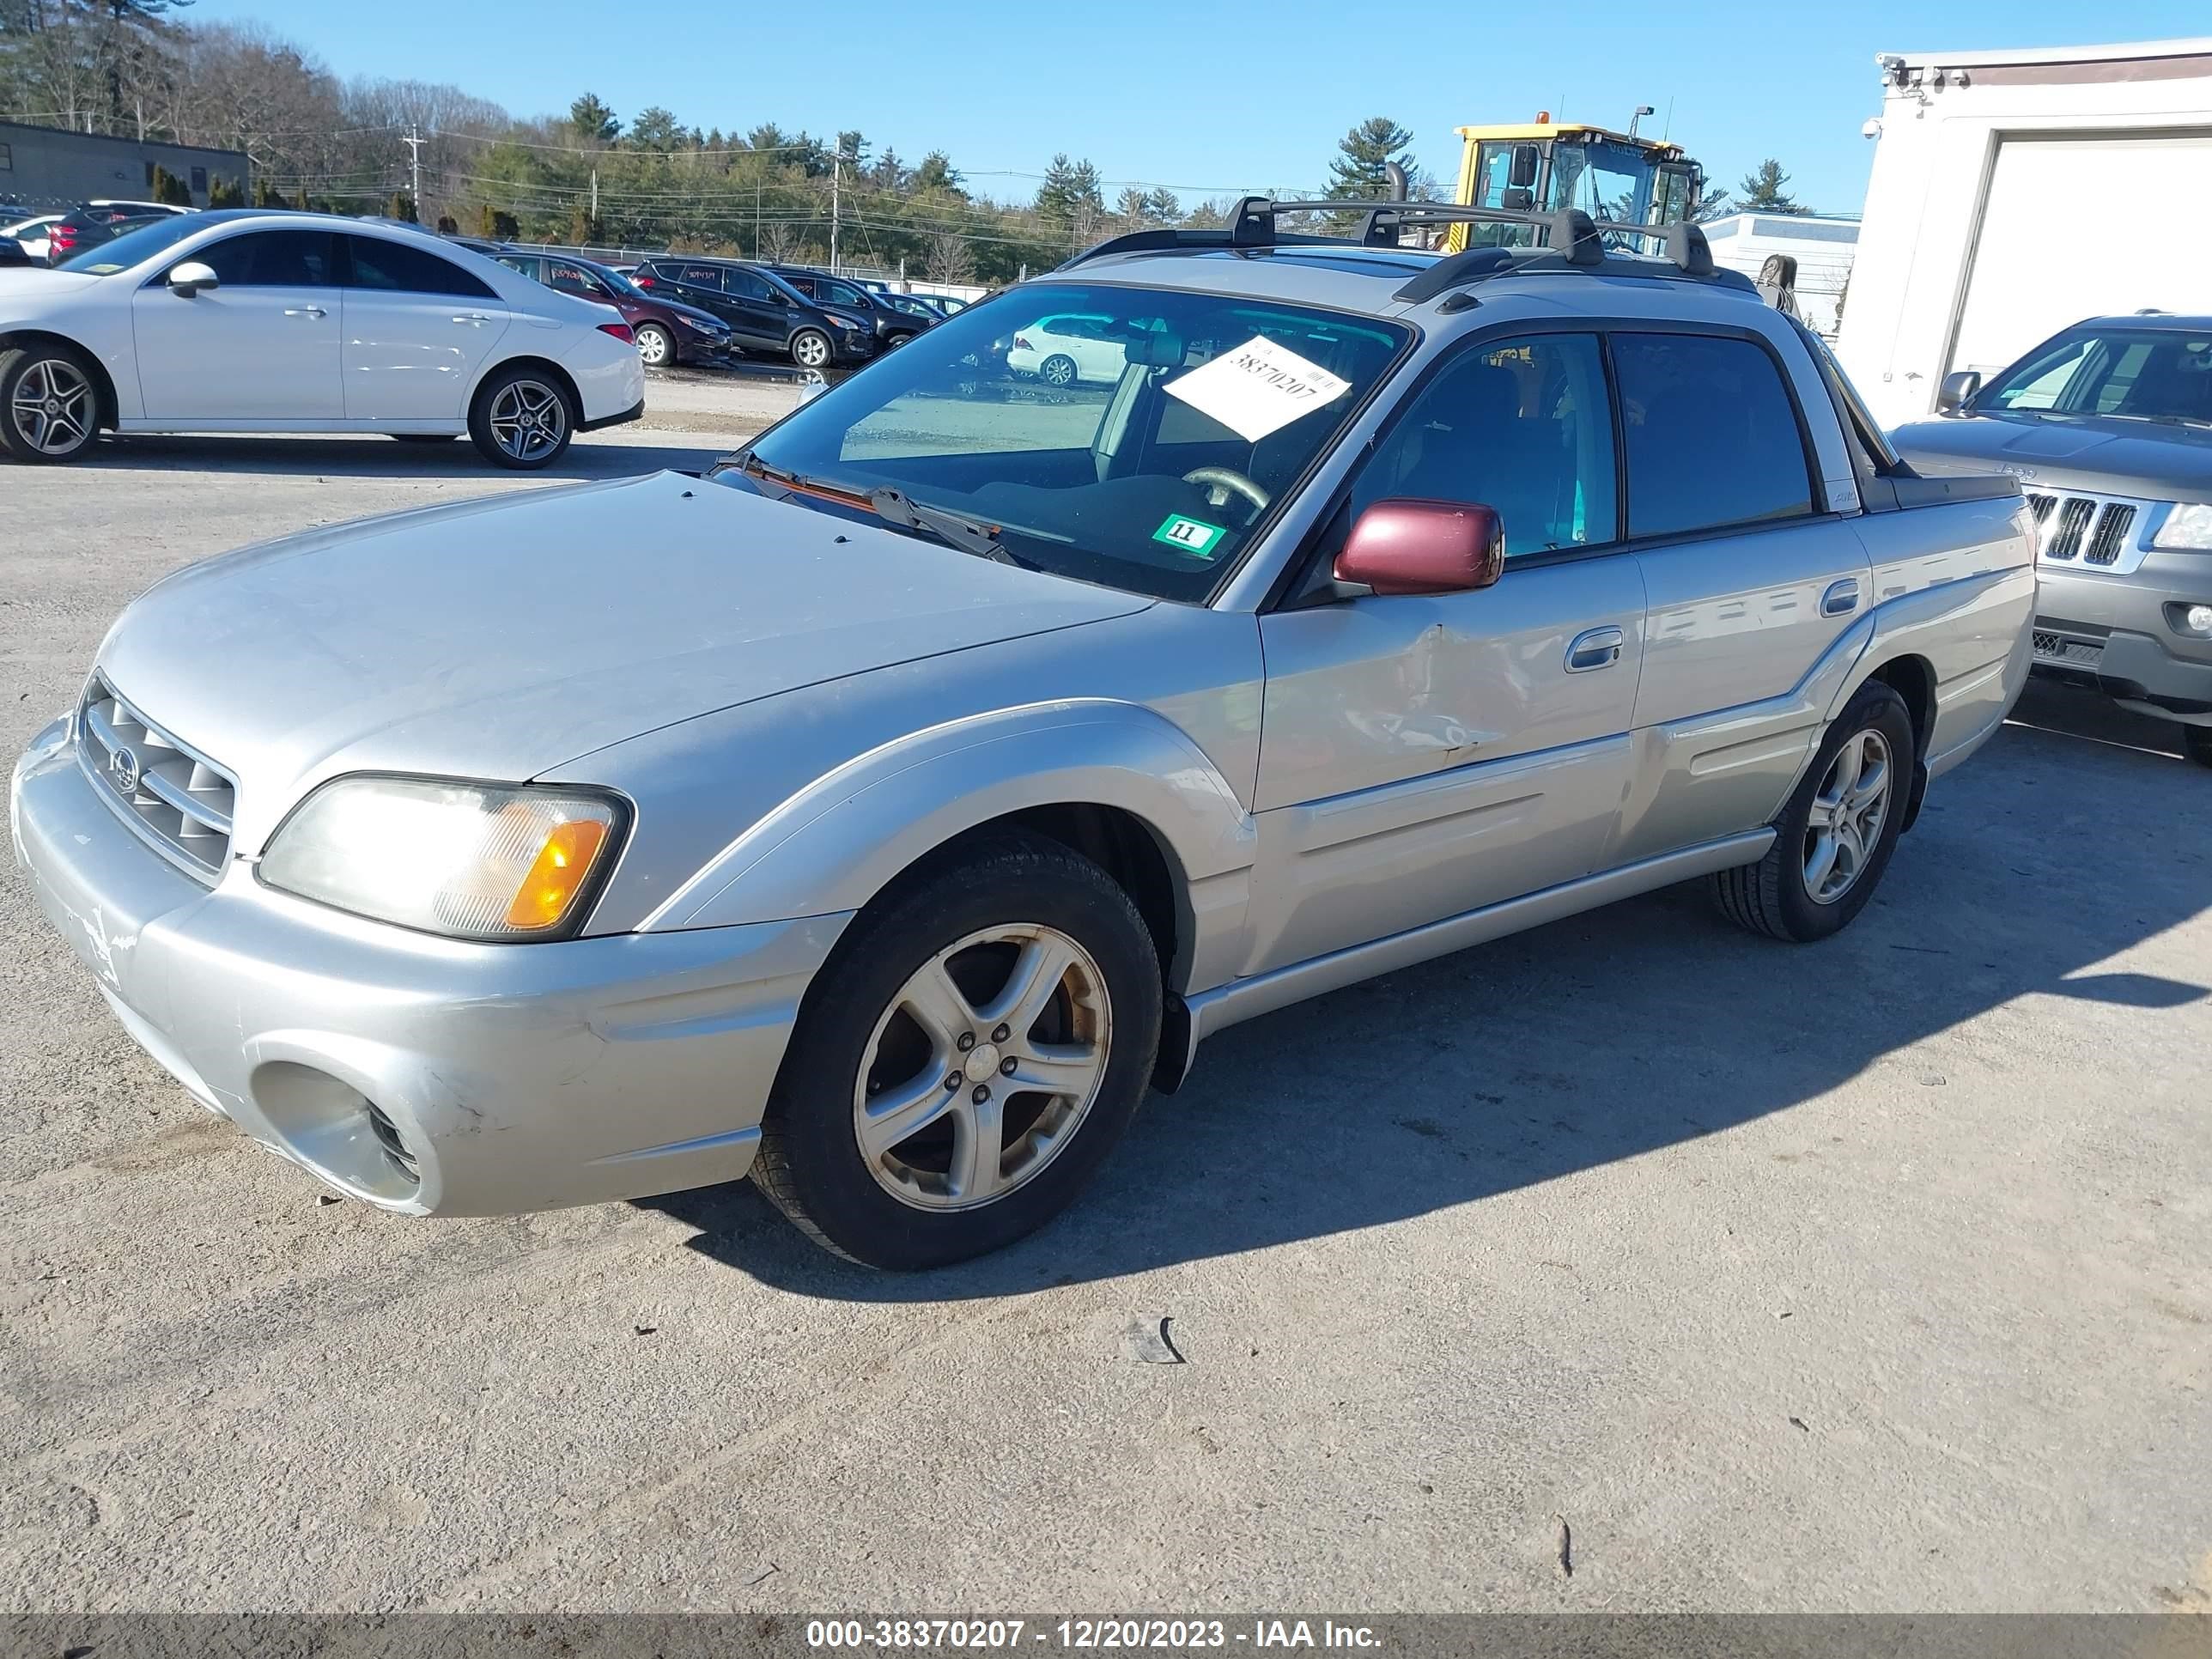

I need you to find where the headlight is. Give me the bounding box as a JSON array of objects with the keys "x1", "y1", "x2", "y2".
[
  {"x1": 824, "y1": 312, "x2": 865, "y2": 331},
  {"x1": 2153, "y1": 502, "x2": 2212, "y2": 550},
  {"x1": 678, "y1": 313, "x2": 726, "y2": 334},
  {"x1": 259, "y1": 776, "x2": 626, "y2": 941}
]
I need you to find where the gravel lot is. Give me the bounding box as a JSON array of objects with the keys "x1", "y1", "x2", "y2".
[{"x1": 3, "y1": 375, "x2": 2209, "y2": 1614}]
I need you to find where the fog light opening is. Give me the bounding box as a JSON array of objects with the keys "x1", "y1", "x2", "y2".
[
  {"x1": 2182, "y1": 604, "x2": 2212, "y2": 637},
  {"x1": 364, "y1": 1100, "x2": 421, "y2": 1185}
]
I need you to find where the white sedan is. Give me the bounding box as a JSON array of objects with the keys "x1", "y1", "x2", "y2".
[
  {"x1": 2, "y1": 214, "x2": 65, "y2": 263},
  {"x1": 1004, "y1": 312, "x2": 1129, "y2": 386},
  {"x1": 0, "y1": 210, "x2": 646, "y2": 468}
]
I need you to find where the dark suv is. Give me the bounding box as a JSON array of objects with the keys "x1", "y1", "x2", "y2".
[
  {"x1": 494, "y1": 249, "x2": 734, "y2": 368},
  {"x1": 769, "y1": 267, "x2": 930, "y2": 350},
  {"x1": 632, "y1": 257, "x2": 874, "y2": 370},
  {"x1": 1892, "y1": 314, "x2": 2212, "y2": 768}
]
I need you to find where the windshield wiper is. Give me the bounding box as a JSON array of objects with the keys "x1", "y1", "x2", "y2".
[
  {"x1": 866, "y1": 488, "x2": 1038, "y2": 568},
  {"x1": 737, "y1": 458, "x2": 1038, "y2": 568}
]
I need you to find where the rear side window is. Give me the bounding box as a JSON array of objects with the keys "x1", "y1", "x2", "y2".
[
  {"x1": 677, "y1": 264, "x2": 731, "y2": 291},
  {"x1": 195, "y1": 230, "x2": 337, "y2": 287},
  {"x1": 1612, "y1": 332, "x2": 1814, "y2": 538},
  {"x1": 345, "y1": 235, "x2": 497, "y2": 299}
]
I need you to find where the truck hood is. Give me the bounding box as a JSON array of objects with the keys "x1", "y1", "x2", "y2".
[
  {"x1": 1892, "y1": 410, "x2": 2212, "y2": 500},
  {"x1": 98, "y1": 471, "x2": 1151, "y2": 854}
]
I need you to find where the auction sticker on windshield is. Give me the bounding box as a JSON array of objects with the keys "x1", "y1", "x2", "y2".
[
  {"x1": 1164, "y1": 334, "x2": 1352, "y2": 442},
  {"x1": 1153, "y1": 514, "x2": 1226, "y2": 556}
]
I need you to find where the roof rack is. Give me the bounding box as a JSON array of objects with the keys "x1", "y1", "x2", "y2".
[{"x1": 1060, "y1": 198, "x2": 1748, "y2": 306}]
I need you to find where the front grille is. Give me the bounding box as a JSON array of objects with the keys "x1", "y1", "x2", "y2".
[
  {"x1": 76, "y1": 672, "x2": 238, "y2": 884},
  {"x1": 2023, "y1": 491, "x2": 2144, "y2": 572}
]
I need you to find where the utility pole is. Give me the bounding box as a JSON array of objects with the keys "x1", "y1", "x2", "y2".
[
  {"x1": 830, "y1": 143, "x2": 842, "y2": 274},
  {"x1": 401, "y1": 123, "x2": 424, "y2": 212},
  {"x1": 590, "y1": 168, "x2": 599, "y2": 222}
]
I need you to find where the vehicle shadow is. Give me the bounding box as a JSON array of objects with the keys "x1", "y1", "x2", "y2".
[
  {"x1": 64, "y1": 433, "x2": 723, "y2": 480},
  {"x1": 639, "y1": 688, "x2": 2211, "y2": 1300}
]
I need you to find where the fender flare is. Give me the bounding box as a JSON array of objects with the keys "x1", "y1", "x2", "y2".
[{"x1": 641, "y1": 698, "x2": 1259, "y2": 960}]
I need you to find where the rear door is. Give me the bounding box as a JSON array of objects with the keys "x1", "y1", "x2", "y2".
[
  {"x1": 1607, "y1": 326, "x2": 1872, "y2": 864},
  {"x1": 339, "y1": 234, "x2": 511, "y2": 422},
  {"x1": 129, "y1": 228, "x2": 343, "y2": 421},
  {"x1": 1249, "y1": 331, "x2": 1646, "y2": 975}
]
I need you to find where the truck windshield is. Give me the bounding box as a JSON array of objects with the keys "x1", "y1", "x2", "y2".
[
  {"x1": 718, "y1": 282, "x2": 1410, "y2": 603},
  {"x1": 1981, "y1": 327, "x2": 2212, "y2": 425}
]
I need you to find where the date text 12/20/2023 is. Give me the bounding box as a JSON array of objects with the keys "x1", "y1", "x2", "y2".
[{"x1": 804, "y1": 1621, "x2": 1384, "y2": 1650}]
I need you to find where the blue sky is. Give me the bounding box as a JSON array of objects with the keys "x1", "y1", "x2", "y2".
[{"x1": 196, "y1": 0, "x2": 2210, "y2": 216}]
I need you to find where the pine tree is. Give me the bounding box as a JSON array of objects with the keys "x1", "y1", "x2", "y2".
[
  {"x1": 386, "y1": 191, "x2": 417, "y2": 223},
  {"x1": 149, "y1": 164, "x2": 191, "y2": 207},
  {"x1": 1738, "y1": 159, "x2": 1807, "y2": 215},
  {"x1": 569, "y1": 93, "x2": 619, "y2": 143},
  {"x1": 1033, "y1": 154, "x2": 1103, "y2": 239},
  {"x1": 1327, "y1": 117, "x2": 1416, "y2": 202}
]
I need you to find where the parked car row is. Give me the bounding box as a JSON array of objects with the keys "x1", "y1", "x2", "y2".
[
  {"x1": 2, "y1": 199, "x2": 191, "y2": 266},
  {"x1": 0, "y1": 209, "x2": 644, "y2": 468}
]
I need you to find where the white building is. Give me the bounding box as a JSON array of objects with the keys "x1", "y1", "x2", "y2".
[
  {"x1": 1698, "y1": 212, "x2": 1858, "y2": 337},
  {"x1": 1836, "y1": 36, "x2": 2212, "y2": 429}
]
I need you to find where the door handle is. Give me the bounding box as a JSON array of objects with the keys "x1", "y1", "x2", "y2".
[
  {"x1": 1565, "y1": 625, "x2": 1625, "y2": 672},
  {"x1": 283, "y1": 307, "x2": 325, "y2": 319},
  {"x1": 1821, "y1": 577, "x2": 1861, "y2": 617},
  {"x1": 450, "y1": 313, "x2": 495, "y2": 325}
]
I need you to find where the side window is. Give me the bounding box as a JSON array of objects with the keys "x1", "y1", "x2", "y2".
[
  {"x1": 1354, "y1": 333, "x2": 1618, "y2": 556},
  {"x1": 196, "y1": 230, "x2": 337, "y2": 288},
  {"x1": 1612, "y1": 332, "x2": 1814, "y2": 538},
  {"x1": 495, "y1": 254, "x2": 540, "y2": 281},
  {"x1": 548, "y1": 260, "x2": 605, "y2": 298},
  {"x1": 346, "y1": 236, "x2": 497, "y2": 299},
  {"x1": 728, "y1": 270, "x2": 775, "y2": 302},
  {"x1": 824, "y1": 280, "x2": 868, "y2": 308}
]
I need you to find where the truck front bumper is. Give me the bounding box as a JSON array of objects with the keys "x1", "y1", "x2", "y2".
[
  {"x1": 10, "y1": 717, "x2": 849, "y2": 1215},
  {"x1": 2033, "y1": 556, "x2": 2212, "y2": 727}
]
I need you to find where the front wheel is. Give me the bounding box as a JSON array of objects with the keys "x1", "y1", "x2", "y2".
[
  {"x1": 752, "y1": 833, "x2": 1162, "y2": 1269},
  {"x1": 468, "y1": 364, "x2": 574, "y2": 470},
  {"x1": 1712, "y1": 680, "x2": 1916, "y2": 942},
  {"x1": 0, "y1": 343, "x2": 100, "y2": 463},
  {"x1": 2184, "y1": 723, "x2": 2212, "y2": 769},
  {"x1": 789, "y1": 328, "x2": 832, "y2": 370},
  {"x1": 635, "y1": 324, "x2": 674, "y2": 368}
]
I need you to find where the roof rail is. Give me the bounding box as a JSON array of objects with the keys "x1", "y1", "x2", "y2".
[{"x1": 1058, "y1": 197, "x2": 1730, "y2": 296}]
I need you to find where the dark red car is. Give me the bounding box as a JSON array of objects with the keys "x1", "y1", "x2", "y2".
[{"x1": 490, "y1": 248, "x2": 736, "y2": 368}]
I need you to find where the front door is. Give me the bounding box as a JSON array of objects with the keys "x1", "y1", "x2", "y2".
[
  {"x1": 339, "y1": 234, "x2": 511, "y2": 422},
  {"x1": 1602, "y1": 328, "x2": 1874, "y2": 863},
  {"x1": 130, "y1": 228, "x2": 343, "y2": 421},
  {"x1": 1249, "y1": 331, "x2": 1645, "y2": 975}
]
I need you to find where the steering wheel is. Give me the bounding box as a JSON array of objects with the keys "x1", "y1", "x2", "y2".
[{"x1": 1182, "y1": 465, "x2": 1270, "y2": 519}]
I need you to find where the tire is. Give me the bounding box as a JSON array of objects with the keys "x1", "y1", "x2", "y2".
[
  {"x1": 789, "y1": 328, "x2": 833, "y2": 371},
  {"x1": 885, "y1": 331, "x2": 916, "y2": 349},
  {"x1": 2184, "y1": 724, "x2": 2212, "y2": 769},
  {"x1": 0, "y1": 342, "x2": 100, "y2": 464},
  {"x1": 753, "y1": 832, "x2": 1163, "y2": 1269},
  {"x1": 388, "y1": 433, "x2": 458, "y2": 443},
  {"x1": 1040, "y1": 353, "x2": 1079, "y2": 388},
  {"x1": 635, "y1": 324, "x2": 674, "y2": 368},
  {"x1": 1711, "y1": 680, "x2": 1916, "y2": 943},
  {"x1": 467, "y1": 363, "x2": 574, "y2": 471}
]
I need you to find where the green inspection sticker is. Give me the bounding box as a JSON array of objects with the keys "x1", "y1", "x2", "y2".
[{"x1": 1152, "y1": 514, "x2": 1226, "y2": 558}]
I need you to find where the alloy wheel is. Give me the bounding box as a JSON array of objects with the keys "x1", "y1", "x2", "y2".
[
  {"x1": 853, "y1": 924, "x2": 1112, "y2": 1212},
  {"x1": 793, "y1": 331, "x2": 831, "y2": 369},
  {"x1": 487, "y1": 380, "x2": 566, "y2": 463},
  {"x1": 9, "y1": 358, "x2": 94, "y2": 457},
  {"x1": 1803, "y1": 728, "x2": 1892, "y2": 904},
  {"x1": 637, "y1": 326, "x2": 671, "y2": 366}
]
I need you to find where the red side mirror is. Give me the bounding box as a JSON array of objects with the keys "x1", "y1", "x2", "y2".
[{"x1": 1334, "y1": 499, "x2": 1506, "y2": 596}]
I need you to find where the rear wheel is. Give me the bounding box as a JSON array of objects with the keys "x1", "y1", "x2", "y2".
[
  {"x1": 752, "y1": 833, "x2": 1162, "y2": 1269},
  {"x1": 2184, "y1": 724, "x2": 2212, "y2": 769},
  {"x1": 467, "y1": 364, "x2": 574, "y2": 470},
  {"x1": 0, "y1": 343, "x2": 100, "y2": 463},
  {"x1": 1712, "y1": 681, "x2": 1915, "y2": 943},
  {"x1": 789, "y1": 328, "x2": 832, "y2": 370},
  {"x1": 1040, "y1": 353, "x2": 1079, "y2": 388},
  {"x1": 635, "y1": 324, "x2": 674, "y2": 368}
]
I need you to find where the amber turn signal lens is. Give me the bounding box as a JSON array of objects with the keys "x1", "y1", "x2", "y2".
[{"x1": 505, "y1": 817, "x2": 611, "y2": 931}]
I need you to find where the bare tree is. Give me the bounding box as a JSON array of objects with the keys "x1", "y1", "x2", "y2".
[
  {"x1": 925, "y1": 228, "x2": 975, "y2": 285},
  {"x1": 756, "y1": 218, "x2": 799, "y2": 264}
]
